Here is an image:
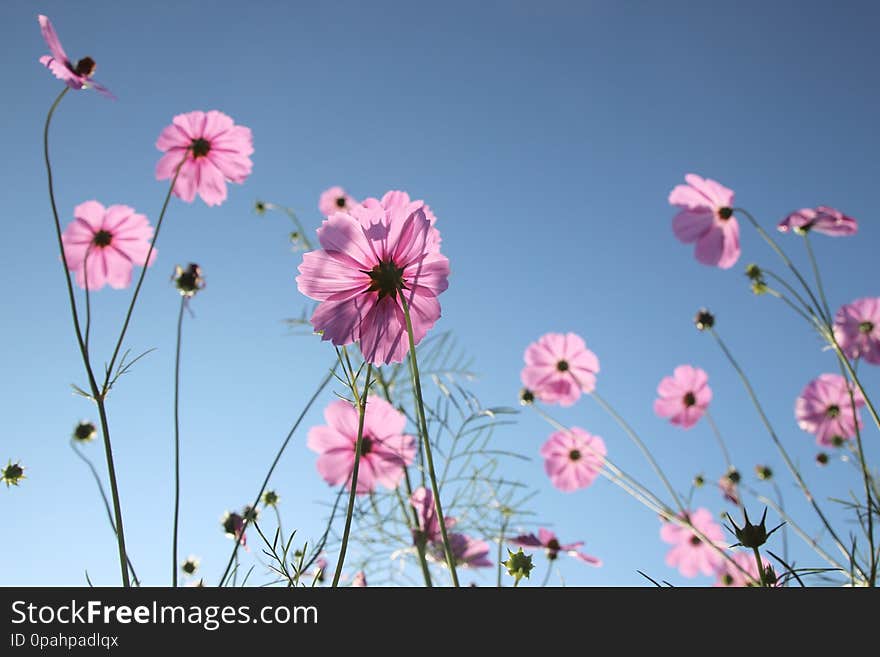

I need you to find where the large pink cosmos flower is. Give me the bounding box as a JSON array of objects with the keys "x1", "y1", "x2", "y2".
[
  {"x1": 155, "y1": 111, "x2": 254, "y2": 207},
  {"x1": 509, "y1": 528, "x2": 601, "y2": 566},
  {"x1": 669, "y1": 174, "x2": 740, "y2": 269},
  {"x1": 660, "y1": 508, "x2": 726, "y2": 578},
  {"x1": 795, "y1": 374, "x2": 864, "y2": 446},
  {"x1": 410, "y1": 486, "x2": 456, "y2": 545},
  {"x1": 540, "y1": 427, "x2": 606, "y2": 493},
  {"x1": 521, "y1": 333, "x2": 600, "y2": 406},
  {"x1": 319, "y1": 187, "x2": 358, "y2": 217},
  {"x1": 430, "y1": 534, "x2": 492, "y2": 568},
  {"x1": 38, "y1": 15, "x2": 113, "y2": 98},
  {"x1": 714, "y1": 551, "x2": 776, "y2": 587},
  {"x1": 834, "y1": 298, "x2": 880, "y2": 365},
  {"x1": 653, "y1": 365, "x2": 712, "y2": 429},
  {"x1": 61, "y1": 201, "x2": 157, "y2": 290},
  {"x1": 307, "y1": 397, "x2": 416, "y2": 495},
  {"x1": 296, "y1": 199, "x2": 449, "y2": 365},
  {"x1": 777, "y1": 206, "x2": 858, "y2": 237}
]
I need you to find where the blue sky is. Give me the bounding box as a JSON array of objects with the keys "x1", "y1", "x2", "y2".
[{"x1": 1, "y1": 0, "x2": 878, "y2": 587}]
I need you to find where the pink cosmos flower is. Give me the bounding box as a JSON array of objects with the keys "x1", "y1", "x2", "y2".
[
  {"x1": 509, "y1": 528, "x2": 601, "y2": 566},
  {"x1": 669, "y1": 173, "x2": 740, "y2": 269},
  {"x1": 718, "y1": 473, "x2": 741, "y2": 506},
  {"x1": 319, "y1": 187, "x2": 357, "y2": 217},
  {"x1": 306, "y1": 396, "x2": 416, "y2": 495},
  {"x1": 521, "y1": 333, "x2": 600, "y2": 406},
  {"x1": 221, "y1": 511, "x2": 247, "y2": 548},
  {"x1": 660, "y1": 508, "x2": 726, "y2": 578},
  {"x1": 834, "y1": 298, "x2": 880, "y2": 364},
  {"x1": 373, "y1": 190, "x2": 441, "y2": 251},
  {"x1": 296, "y1": 199, "x2": 449, "y2": 365},
  {"x1": 61, "y1": 201, "x2": 157, "y2": 290},
  {"x1": 777, "y1": 206, "x2": 858, "y2": 237},
  {"x1": 715, "y1": 551, "x2": 776, "y2": 587},
  {"x1": 540, "y1": 427, "x2": 606, "y2": 493},
  {"x1": 431, "y1": 534, "x2": 492, "y2": 568},
  {"x1": 410, "y1": 486, "x2": 456, "y2": 545},
  {"x1": 795, "y1": 374, "x2": 864, "y2": 447},
  {"x1": 653, "y1": 365, "x2": 712, "y2": 429},
  {"x1": 351, "y1": 571, "x2": 367, "y2": 587},
  {"x1": 38, "y1": 15, "x2": 113, "y2": 98},
  {"x1": 155, "y1": 111, "x2": 254, "y2": 207}
]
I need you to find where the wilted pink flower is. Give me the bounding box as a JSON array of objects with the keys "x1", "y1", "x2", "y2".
[
  {"x1": 38, "y1": 15, "x2": 113, "y2": 98},
  {"x1": 715, "y1": 551, "x2": 776, "y2": 587},
  {"x1": 222, "y1": 511, "x2": 247, "y2": 548},
  {"x1": 660, "y1": 508, "x2": 726, "y2": 578},
  {"x1": 319, "y1": 187, "x2": 357, "y2": 216},
  {"x1": 540, "y1": 427, "x2": 606, "y2": 493},
  {"x1": 296, "y1": 200, "x2": 449, "y2": 365},
  {"x1": 509, "y1": 528, "x2": 601, "y2": 566},
  {"x1": 155, "y1": 111, "x2": 253, "y2": 207},
  {"x1": 653, "y1": 365, "x2": 712, "y2": 429},
  {"x1": 777, "y1": 206, "x2": 858, "y2": 237},
  {"x1": 307, "y1": 396, "x2": 416, "y2": 495},
  {"x1": 61, "y1": 201, "x2": 157, "y2": 290},
  {"x1": 669, "y1": 173, "x2": 740, "y2": 269},
  {"x1": 521, "y1": 333, "x2": 600, "y2": 406},
  {"x1": 351, "y1": 571, "x2": 367, "y2": 587},
  {"x1": 431, "y1": 534, "x2": 492, "y2": 568},
  {"x1": 834, "y1": 298, "x2": 880, "y2": 365},
  {"x1": 410, "y1": 486, "x2": 456, "y2": 545},
  {"x1": 796, "y1": 374, "x2": 864, "y2": 447}
]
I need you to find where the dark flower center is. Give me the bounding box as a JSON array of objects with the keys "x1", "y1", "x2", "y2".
[
  {"x1": 336, "y1": 196, "x2": 348, "y2": 208},
  {"x1": 718, "y1": 207, "x2": 733, "y2": 220},
  {"x1": 683, "y1": 392, "x2": 696, "y2": 407},
  {"x1": 363, "y1": 260, "x2": 406, "y2": 301},
  {"x1": 569, "y1": 449, "x2": 582, "y2": 462},
  {"x1": 358, "y1": 436, "x2": 374, "y2": 456},
  {"x1": 92, "y1": 230, "x2": 113, "y2": 247},
  {"x1": 546, "y1": 538, "x2": 561, "y2": 560},
  {"x1": 556, "y1": 360, "x2": 570, "y2": 372},
  {"x1": 826, "y1": 404, "x2": 841, "y2": 419},
  {"x1": 722, "y1": 573, "x2": 734, "y2": 586},
  {"x1": 74, "y1": 57, "x2": 96, "y2": 77},
  {"x1": 182, "y1": 561, "x2": 197, "y2": 575},
  {"x1": 859, "y1": 321, "x2": 875, "y2": 334},
  {"x1": 191, "y1": 138, "x2": 211, "y2": 158},
  {"x1": 689, "y1": 535, "x2": 702, "y2": 546}
]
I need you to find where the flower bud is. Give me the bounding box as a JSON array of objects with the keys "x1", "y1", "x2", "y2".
[{"x1": 503, "y1": 547, "x2": 534, "y2": 585}]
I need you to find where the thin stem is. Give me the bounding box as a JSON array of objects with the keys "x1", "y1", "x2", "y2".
[
  {"x1": 83, "y1": 248, "x2": 92, "y2": 354},
  {"x1": 218, "y1": 362, "x2": 338, "y2": 586},
  {"x1": 591, "y1": 391, "x2": 686, "y2": 513},
  {"x1": 95, "y1": 400, "x2": 130, "y2": 586},
  {"x1": 70, "y1": 441, "x2": 140, "y2": 585},
  {"x1": 771, "y1": 481, "x2": 790, "y2": 566},
  {"x1": 763, "y1": 269, "x2": 821, "y2": 320},
  {"x1": 540, "y1": 563, "x2": 553, "y2": 587},
  {"x1": 496, "y1": 516, "x2": 509, "y2": 588},
  {"x1": 331, "y1": 362, "x2": 373, "y2": 587},
  {"x1": 751, "y1": 545, "x2": 768, "y2": 587},
  {"x1": 709, "y1": 328, "x2": 861, "y2": 575},
  {"x1": 703, "y1": 410, "x2": 733, "y2": 470},
  {"x1": 171, "y1": 297, "x2": 186, "y2": 586},
  {"x1": 802, "y1": 233, "x2": 833, "y2": 325},
  {"x1": 262, "y1": 202, "x2": 314, "y2": 250},
  {"x1": 400, "y1": 295, "x2": 460, "y2": 587}
]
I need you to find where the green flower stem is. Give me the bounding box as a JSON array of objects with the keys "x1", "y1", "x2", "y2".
[
  {"x1": 540, "y1": 563, "x2": 553, "y2": 587},
  {"x1": 171, "y1": 297, "x2": 186, "y2": 586},
  {"x1": 752, "y1": 545, "x2": 768, "y2": 587},
  {"x1": 703, "y1": 410, "x2": 733, "y2": 471},
  {"x1": 331, "y1": 361, "x2": 373, "y2": 587},
  {"x1": 400, "y1": 296, "x2": 460, "y2": 587},
  {"x1": 496, "y1": 515, "x2": 509, "y2": 588},
  {"x1": 261, "y1": 202, "x2": 314, "y2": 250},
  {"x1": 218, "y1": 362, "x2": 337, "y2": 586},
  {"x1": 802, "y1": 234, "x2": 833, "y2": 323}
]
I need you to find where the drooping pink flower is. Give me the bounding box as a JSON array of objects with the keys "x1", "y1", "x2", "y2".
[
  {"x1": 669, "y1": 173, "x2": 740, "y2": 269},
  {"x1": 715, "y1": 551, "x2": 776, "y2": 587},
  {"x1": 540, "y1": 427, "x2": 606, "y2": 493},
  {"x1": 155, "y1": 111, "x2": 254, "y2": 207},
  {"x1": 509, "y1": 528, "x2": 601, "y2": 566},
  {"x1": 319, "y1": 187, "x2": 357, "y2": 217},
  {"x1": 410, "y1": 486, "x2": 456, "y2": 545},
  {"x1": 351, "y1": 571, "x2": 367, "y2": 587},
  {"x1": 795, "y1": 374, "x2": 864, "y2": 447},
  {"x1": 834, "y1": 298, "x2": 880, "y2": 365},
  {"x1": 653, "y1": 365, "x2": 712, "y2": 429},
  {"x1": 521, "y1": 333, "x2": 600, "y2": 406},
  {"x1": 431, "y1": 534, "x2": 492, "y2": 568},
  {"x1": 660, "y1": 508, "x2": 726, "y2": 578},
  {"x1": 306, "y1": 396, "x2": 416, "y2": 495},
  {"x1": 221, "y1": 511, "x2": 247, "y2": 548},
  {"x1": 296, "y1": 200, "x2": 449, "y2": 365},
  {"x1": 777, "y1": 206, "x2": 858, "y2": 237},
  {"x1": 61, "y1": 201, "x2": 157, "y2": 290},
  {"x1": 37, "y1": 15, "x2": 113, "y2": 98}
]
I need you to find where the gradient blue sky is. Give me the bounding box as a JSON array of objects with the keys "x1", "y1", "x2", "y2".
[{"x1": 2, "y1": 0, "x2": 878, "y2": 587}]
